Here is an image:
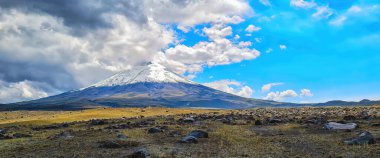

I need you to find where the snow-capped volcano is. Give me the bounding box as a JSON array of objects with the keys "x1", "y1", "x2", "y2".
[
  {"x1": 92, "y1": 62, "x2": 195, "y2": 87},
  {"x1": 2, "y1": 62, "x2": 285, "y2": 110}
]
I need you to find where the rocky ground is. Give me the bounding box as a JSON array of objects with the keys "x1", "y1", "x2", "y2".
[{"x1": 0, "y1": 106, "x2": 379, "y2": 158}]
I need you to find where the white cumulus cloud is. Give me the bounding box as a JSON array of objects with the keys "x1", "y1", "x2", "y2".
[
  {"x1": 300, "y1": 89, "x2": 313, "y2": 97},
  {"x1": 261, "y1": 82, "x2": 284, "y2": 92},
  {"x1": 259, "y1": 0, "x2": 272, "y2": 7},
  {"x1": 0, "y1": 80, "x2": 49, "y2": 104},
  {"x1": 280, "y1": 45, "x2": 287, "y2": 50},
  {"x1": 264, "y1": 90, "x2": 298, "y2": 101},
  {"x1": 312, "y1": 6, "x2": 334, "y2": 19},
  {"x1": 245, "y1": 24, "x2": 261, "y2": 33},
  {"x1": 290, "y1": 0, "x2": 316, "y2": 9},
  {"x1": 0, "y1": 0, "x2": 257, "y2": 103},
  {"x1": 204, "y1": 80, "x2": 254, "y2": 98},
  {"x1": 348, "y1": 6, "x2": 362, "y2": 13},
  {"x1": 147, "y1": 0, "x2": 251, "y2": 27},
  {"x1": 265, "y1": 48, "x2": 273, "y2": 53},
  {"x1": 155, "y1": 24, "x2": 260, "y2": 77}
]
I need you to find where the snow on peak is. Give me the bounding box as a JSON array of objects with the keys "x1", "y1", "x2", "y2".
[{"x1": 91, "y1": 62, "x2": 196, "y2": 87}]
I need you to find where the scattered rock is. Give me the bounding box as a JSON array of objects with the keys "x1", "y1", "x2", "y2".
[
  {"x1": 49, "y1": 131, "x2": 74, "y2": 139},
  {"x1": 0, "y1": 134, "x2": 13, "y2": 139},
  {"x1": 147, "y1": 127, "x2": 163, "y2": 134},
  {"x1": 188, "y1": 130, "x2": 208, "y2": 138},
  {"x1": 220, "y1": 117, "x2": 233, "y2": 124},
  {"x1": 117, "y1": 134, "x2": 128, "y2": 139},
  {"x1": 13, "y1": 133, "x2": 32, "y2": 138},
  {"x1": 344, "y1": 131, "x2": 375, "y2": 145},
  {"x1": 33, "y1": 123, "x2": 69, "y2": 130},
  {"x1": 254, "y1": 120, "x2": 263, "y2": 125},
  {"x1": 180, "y1": 130, "x2": 208, "y2": 143},
  {"x1": 168, "y1": 130, "x2": 181, "y2": 137},
  {"x1": 180, "y1": 136, "x2": 198, "y2": 143},
  {"x1": 183, "y1": 117, "x2": 195, "y2": 123},
  {"x1": 269, "y1": 118, "x2": 283, "y2": 124},
  {"x1": 90, "y1": 119, "x2": 106, "y2": 125},
  {"x1": 361, "y1": 111, "x2": 370, "y2": 120},
  {"x1": 159, "y1": 126, "x2": 169, "y2": 130},
  {"x1": 324, "y1": 122, "x2": 357, "y2": 130},
  {"x1": 98, "y1": 140, "x2": 121, "y2": 148},
  {"x1": 130, "y1": 148, "x2": 151, "y2": 158},
  {"x1": 0, "y1": 128, "x2": 7, "y2": 134},
  {"x1": 105, "y1": 124, "x2": 131, "y2": 129}
]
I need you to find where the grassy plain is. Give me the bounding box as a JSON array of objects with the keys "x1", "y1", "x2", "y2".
[{"x1": 0, "y1": 106, "x2": 379, "y2": 158}]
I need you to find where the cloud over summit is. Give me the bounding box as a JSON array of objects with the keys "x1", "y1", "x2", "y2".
[{"x1": 0, "y1": 0, "x2": 257, "y2": 103}]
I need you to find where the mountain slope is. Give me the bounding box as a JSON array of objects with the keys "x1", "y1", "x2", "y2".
[{"x1": 1, "y1": 63, "x2": 285, "y2": 110}]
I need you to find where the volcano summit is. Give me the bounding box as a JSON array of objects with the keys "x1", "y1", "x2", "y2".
[{"x1": 2, "y1": 63, "x2": 282, "y2": 110}]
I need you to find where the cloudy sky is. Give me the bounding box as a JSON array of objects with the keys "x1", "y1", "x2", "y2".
[{"x1": 0, "y1": 0, "x2": 379, "y2": 104}]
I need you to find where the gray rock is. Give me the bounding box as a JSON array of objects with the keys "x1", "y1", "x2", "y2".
[
  {"x1": 344, "y1": 131, "x2": 375, "y2": 145},
  {"x1": 183, "y1": 117, "x2": 195, "y2": 123},
  {"x1": 98, "y1": 140, "x2": 121, "y2": 148},
  {"x1": 13, "y1": 133, "x2": 32, "y2": 138},
  {"x1": 147, "y1": 127, "x2": 163, "y2": 134},
  {"x1": 117, "y1": 134, "x2": 128, "y2": 139},
  {"x1": 180, "y1": 130, "x2": 208, "y2": 143},
  {"x1": 168, "y1": 130, "x2": 181, "y2": 137},
  {"x1": 188, "y1": 130, "x2": 208, "y2": 138},
  {"x1": 180, "y1": 136, "x2": 198, "y2": 143},
  {"x1": 130, "y1": 148, "x2": 151, "y2": 158},
  {"x1": 90, "y1": 119, "x2": 105, "y2": 125},
  {"x1": 254, "y1": 120, "x2": 263, "y2": 125},
  {"x1": 361, "y1": 111, "x2": 370, "y2": 119},
  {"x1": 324, "y1": 122, "x2": 357, "y2": 130},
  {"x1": 0, "y1": 128, "x2": 7, "y2": 134},
  {"x1": 50, "y1": 131, "x2": 74, "y2": 139},
  {"x1": 0, "y1": 134, "x2": 13, "y2": 139},
  {"x1": 269, "y1": 118, "x2": 283, "y2": 123}
]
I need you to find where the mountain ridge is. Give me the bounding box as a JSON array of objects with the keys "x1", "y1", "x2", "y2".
[
  {"x1": 1, "y1": 63, "x2": 378, "y2": 111},
  {"x1": 0, "y1": 63, "x2": 279, "y2": 110}
]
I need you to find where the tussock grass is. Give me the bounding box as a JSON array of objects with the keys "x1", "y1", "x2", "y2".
[{"x1": 0, "y1": 107, "x2": 224, "y2": 126}]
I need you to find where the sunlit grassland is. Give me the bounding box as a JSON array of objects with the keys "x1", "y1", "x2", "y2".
[{"x1": 0, "y1": 107, "x2": 226, "y2": 126}]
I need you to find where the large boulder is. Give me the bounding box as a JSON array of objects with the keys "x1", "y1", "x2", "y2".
[
  {"x1": 324, "y1": 122, "x2": 357, "y2": 130},
  {"x1": 180, "y1": 130, "x2": 208, "y2": 143},
  {"x1": 180, "y1": 136, "x2": 198, "y2": 143}
]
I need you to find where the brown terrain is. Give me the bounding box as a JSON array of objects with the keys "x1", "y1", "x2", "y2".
[{"x1": 0, "y1": 106, "x2": 379, "y2": 158}]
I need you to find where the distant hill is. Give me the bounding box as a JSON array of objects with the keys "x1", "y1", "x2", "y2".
[{"x1": 312, "y1": 99, "x2": 380, "y2": 107}]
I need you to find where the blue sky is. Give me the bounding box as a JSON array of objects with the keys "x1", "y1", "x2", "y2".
[
  {"x1": 191, "y1": 0, "x2": 380, "y2": 102},
  {"x1": 0, "y1": 0, "x2": 379, "y2": 103}
]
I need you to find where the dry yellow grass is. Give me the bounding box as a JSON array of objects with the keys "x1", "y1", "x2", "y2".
[
  {"x1": 0, "y1": 107, "x2": 225, "y2": 126},
  {"x1": 0, "y1": 106, "x2": 379, "y2": 158}
]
